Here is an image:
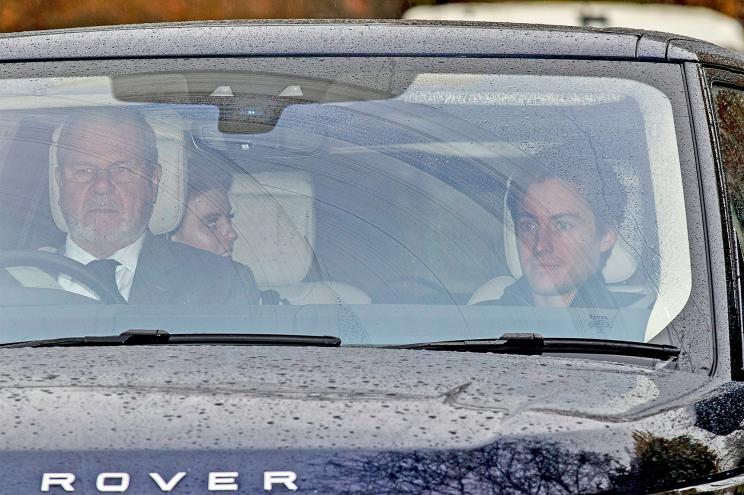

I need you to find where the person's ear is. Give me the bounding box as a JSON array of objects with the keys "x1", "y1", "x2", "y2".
[{"x1": 599, "y1": 227, "x2": 617, "y2": 253}]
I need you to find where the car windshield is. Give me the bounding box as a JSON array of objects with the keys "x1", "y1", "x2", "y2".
[{"x1": 0, "y1": 58, "x2": 696, "y2": 349}]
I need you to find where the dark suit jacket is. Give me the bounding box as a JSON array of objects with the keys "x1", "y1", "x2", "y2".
[
  {"x1": 478, "y1": 275, "x2": 644, "y2": 309},
  {"x1": 116, "y1": 233, "x2": 259, "y2": 305}
]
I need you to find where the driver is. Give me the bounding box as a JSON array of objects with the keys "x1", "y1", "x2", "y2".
[{"x1": 53, "y1": 108, "x2": 259, "y2": 304}]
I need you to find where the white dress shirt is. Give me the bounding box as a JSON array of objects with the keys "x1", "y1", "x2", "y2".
[{"x1": 58, "y1": 234, "x2": 145, "y2": 301}]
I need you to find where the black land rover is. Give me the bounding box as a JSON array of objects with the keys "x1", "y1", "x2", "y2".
[{"x1": 0, "y1": 20, "x2": 742, "y2": 494}]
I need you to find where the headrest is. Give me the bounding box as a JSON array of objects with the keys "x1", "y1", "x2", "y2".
[
  {"x1": 49, "y1": 114, "x2": 187, "y2": 235},
  {"x1": 503, "y1": 185, "x2": 638, "y2": 284},
  {"x1": 229, "y1": 171, "x2": 315, "y2": 289}
]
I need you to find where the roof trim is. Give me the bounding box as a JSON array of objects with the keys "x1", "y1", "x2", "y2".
[
  {"x1": 0, "y1": 20, "x2": 737, "y2": 66},
  {"x1": 0, "y1": 20, "x2": 644, "y2": 61}
]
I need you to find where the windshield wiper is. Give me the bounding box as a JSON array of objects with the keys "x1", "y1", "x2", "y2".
[
  {"x1": 0, "y1": 330, "x2": 342, "y2": 348},
  {"x1": 385, "y1": 333, "x2": 680, "y2": 360}
]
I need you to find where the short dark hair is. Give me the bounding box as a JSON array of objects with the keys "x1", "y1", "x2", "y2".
[
  {"x1": 506, "y1": 148, "x2": 627, "y2": 232},
  {"x1": 505, "y1": 145, "x2": 628, "y2": 272},
  {"x1": 56, "y1": 107, "x2": 158, "y2": 170}
]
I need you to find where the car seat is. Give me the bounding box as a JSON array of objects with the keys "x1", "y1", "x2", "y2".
[{"x1": 229, "y1": 171, "x2": 370, "y2": 305}]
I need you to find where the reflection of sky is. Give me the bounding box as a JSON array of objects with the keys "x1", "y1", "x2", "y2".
[{"x1": 164, "y1": 80, "x2": 650, "y2": 178}]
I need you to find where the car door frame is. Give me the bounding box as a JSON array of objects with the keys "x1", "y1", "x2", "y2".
[{"x1": 701, "y1": 65, "x2": 744, "y2": 381}]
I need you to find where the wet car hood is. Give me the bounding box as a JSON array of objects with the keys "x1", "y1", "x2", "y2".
[{"x1": 0, "y1": 345, "x2": 738, "y2": 494}]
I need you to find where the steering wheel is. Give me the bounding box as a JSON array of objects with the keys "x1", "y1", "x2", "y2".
[
  {"x1": 0, "y1": 251, "x2": 126, "y2": 305},
  {"x1": 374, "y1": 276, "x2": 456, "y2": 304}
]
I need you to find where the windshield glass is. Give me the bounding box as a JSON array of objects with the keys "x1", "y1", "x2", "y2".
[{"x1": 0, "y1": 59, "x2": 695, "y2": 348}]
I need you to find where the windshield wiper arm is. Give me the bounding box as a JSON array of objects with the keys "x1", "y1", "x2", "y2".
[
  {"x1": 0, "y1": 330, "x2": 341, "y2": 348},
  {"x1": 385, "y1": 333, "x2": 680, "y2": 360}
]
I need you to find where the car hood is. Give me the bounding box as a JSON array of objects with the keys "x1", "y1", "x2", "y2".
[{"x1": 0, "y1": 345, "x2": 740, "y2": 494}]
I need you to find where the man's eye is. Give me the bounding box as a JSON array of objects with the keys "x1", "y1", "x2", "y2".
[
  {"x1": 516, "y1": 219, "x2": 537, "y2": 232},
  {"x1": 110, "y1": 166, "x2": 138, "y2": 181},
  {"x1": 203, "y1": 217, "x2": 219, "y2": 231},
  {"x1": 68, "y1": 167, "x2": 95, "y2": 181},
  {"x1": 554, "y1": 220, "x2": 573, "y2": 231}
]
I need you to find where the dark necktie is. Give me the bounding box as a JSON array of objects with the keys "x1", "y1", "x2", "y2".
[{"x1": 85, "y1": 259, "x2": 121, "y2": 298}]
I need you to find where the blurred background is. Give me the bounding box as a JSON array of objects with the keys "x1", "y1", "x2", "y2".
[{"x1": 1, "y1": 0, "x2": 742, "y2": 50}]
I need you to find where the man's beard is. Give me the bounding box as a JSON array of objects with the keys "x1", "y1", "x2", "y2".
[{"x1": 63, "y1": 197, "x2": 151, "y2": 250}]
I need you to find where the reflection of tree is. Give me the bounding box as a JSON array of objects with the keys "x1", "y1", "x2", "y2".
[
  {"x1": 318, "y1": 432, "x2": 724, "y2": 494},
  {"x1": 0, "y1": 0, "x2": 406, "y2": 32},
  {"x1": 612, "y1": 432, "x2": 720, "y2": 494},
  {"x1": 322, "y1": 440, "x2": 627, "y2": 494}
]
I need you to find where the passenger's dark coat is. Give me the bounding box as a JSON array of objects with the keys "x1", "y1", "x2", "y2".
[
  {"x1": 479, "y1": 275, "x2": 644, "y2": 308},
  {"x1": 127, "y1": 233, "x2": 259, "y2": 305}
]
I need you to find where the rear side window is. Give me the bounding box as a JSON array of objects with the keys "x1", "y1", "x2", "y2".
[{"x1": 713, "y1": 86, "x2": 744, "y2": 240}]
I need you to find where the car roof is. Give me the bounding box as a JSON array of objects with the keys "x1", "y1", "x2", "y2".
[{"x1": 0, "y1": 19, "x2": 743, "y2": 71}]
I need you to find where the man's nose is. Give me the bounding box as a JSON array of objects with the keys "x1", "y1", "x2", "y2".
[
  {"x1": 90, "y1": 168, "x2": 114, "y2": 193},
  {"x1": 222, "y1": 221, "x2": 238, "y2": 244},
  {"x1": 533, "y1": 224, "x2": 554, "y2": 254}
]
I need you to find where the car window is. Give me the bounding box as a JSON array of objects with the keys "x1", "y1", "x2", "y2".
[
  {"x1": 0, "y1": 60, "x2": 697, "y2": 348},
  {"x1": 713, "y1": 86, "x2": 744, "y2": 246}
]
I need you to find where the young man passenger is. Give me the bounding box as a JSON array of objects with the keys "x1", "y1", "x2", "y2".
[
  {"x1": 487, "y1": 161, "x2": 641, "y2": 308},
  {"x1": 53, "y1": 108, "x2": 259, "y2": 304}
]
